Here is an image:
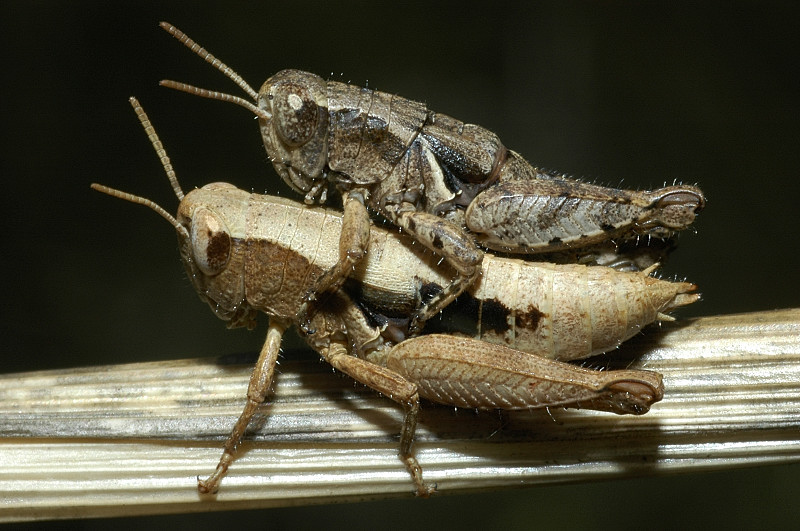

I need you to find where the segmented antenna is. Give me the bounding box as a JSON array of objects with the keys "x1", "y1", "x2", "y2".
[
  {"x1": 159, "y1": 22, "x2": 271, "y2": 121},
  {"x1": 128, "y1": 96, "x2": 184, "y2": 201},
  {"x1": 90, "y1": 183, "x2": 189, "y2": 241},
  {"x1": 160, "y1": 21, "x2": 258, "y2": 101},
  {"x1": 159, "y1": 80, "x2": 271, "y2": 121},
  {"x1": 90, "y1": 97, "x2": 191, "y2": 241}
]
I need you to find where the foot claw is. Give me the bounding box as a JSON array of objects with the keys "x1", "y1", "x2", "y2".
[
  {"x1": 415, "y1": 482, "x2": 438, "y2": 497},
  {"x1": 197, "y1": 476, "x2": 219, "y2": 495}
]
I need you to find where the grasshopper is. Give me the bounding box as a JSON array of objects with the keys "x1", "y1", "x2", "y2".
[
  {"x1": 92, "y1": 98, "x2": 697, "y2": 496},
  {"x1": 157, "y1": 22, "x2": 705, "y2": 333}
]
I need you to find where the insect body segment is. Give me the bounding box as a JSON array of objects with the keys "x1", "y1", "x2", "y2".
[
  {"x1": 427, "y1": 258, "x2": 697, "y2": 361},
  {"x1": 158, "y1": 22, "x2": 705, "y2": 333}
]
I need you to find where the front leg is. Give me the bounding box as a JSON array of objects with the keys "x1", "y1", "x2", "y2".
[
  {"x1": 383, "y1": 203, "x2": 483, "y2": 335},
  {"x1": 198, "y1": 318, "x2": 288, "y2": 495},
  {"x1": 318, "y1": 341, "x2": 435, "y2": 497},
  {"x1": 297, "y1": 189, "x2": 371, "y2": 332}
]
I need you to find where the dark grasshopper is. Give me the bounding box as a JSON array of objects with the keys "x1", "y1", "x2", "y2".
[
  {"x1": 157, "y1": 22, "x2": 705, "y2": 332},
  {"x1": 92, "y1": 98, "x2": 697, "y2": 496}
]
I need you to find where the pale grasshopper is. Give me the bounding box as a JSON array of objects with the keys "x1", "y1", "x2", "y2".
[
  {"x1": 158, "y1": 22, "x2": 704, "y2": 332},
  {"x1": 92, "y1": 98, "x2": 697, "y2": 496}
]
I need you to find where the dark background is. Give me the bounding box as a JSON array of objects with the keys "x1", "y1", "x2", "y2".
[{"x1": 3, "y1": 1, "x2": 799, "y2": 529}]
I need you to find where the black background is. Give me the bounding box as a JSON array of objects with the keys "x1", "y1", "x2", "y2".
[{"x1": 3, "y1": 1, "x2": 799, "y2": 529}]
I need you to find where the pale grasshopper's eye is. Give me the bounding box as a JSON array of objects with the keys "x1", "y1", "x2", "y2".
[
  {"x1": 272, "y1": 82, "x2": 319, "y2": 147},
  {"x1": 190, "y1": 207, "x2": 231, "y2": 276}
]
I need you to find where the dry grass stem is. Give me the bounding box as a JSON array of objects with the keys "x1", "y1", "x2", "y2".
[{"x1": 1, "y1": 308, "x2": 798, "y2": 521}]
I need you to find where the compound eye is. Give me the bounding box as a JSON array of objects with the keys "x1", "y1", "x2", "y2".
[
  {"x1": 272, "y1": 82, "x2": 320, "y2": 147},
  {"x1": 190, "y1": 207, "x2": 231, "y2": 276}
]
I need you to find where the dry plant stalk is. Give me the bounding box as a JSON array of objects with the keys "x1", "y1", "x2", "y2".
[{"x1": 0, "y1": 308, "x2": 798, "y2": 521}]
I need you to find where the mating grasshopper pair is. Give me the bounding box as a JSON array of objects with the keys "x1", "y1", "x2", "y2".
[
  {"x1": 94, "y1": 23, "x2": 704, "y2": 496},
  {"x1": 94, "y1": 97, "x2": 698, "y2": 496}
]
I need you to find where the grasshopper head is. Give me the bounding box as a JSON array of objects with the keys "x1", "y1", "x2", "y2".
[
  {"x1": 257, "y1": 70, "x2": 330, "y2": 202},
  {"x1": 92, "y1": 98, "x2": 259, "y2": 331},
  {"x1": 158, "y1": 23, "x2": 330, "y2": 203},
  {"x1": 177, "y1": 183, "x2": 258, "y2": 329}
]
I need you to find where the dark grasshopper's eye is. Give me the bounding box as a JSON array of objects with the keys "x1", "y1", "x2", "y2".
[
  {"x1": 190, "y1": 207, "x2": 231, "y2": 276},
  {"x1": 272, "y1": 81, "x2": 319, "y2": 147}
]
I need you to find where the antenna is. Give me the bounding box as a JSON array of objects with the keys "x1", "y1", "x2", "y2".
[
  {"x1": 158, "y1": 22, "x2": 271, "y2": 121},
  {"x1": 90, "y1": 97, "x2": 190, "y2": 241}
]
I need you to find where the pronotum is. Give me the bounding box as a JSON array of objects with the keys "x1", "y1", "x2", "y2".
[
  {"x1": 92, "y1": 98, "x2": 697, "y2": 495},
  {"x1": 157, "y1": 22, "x2": 705, "y2": 333}
]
